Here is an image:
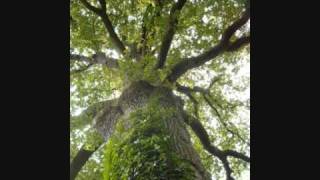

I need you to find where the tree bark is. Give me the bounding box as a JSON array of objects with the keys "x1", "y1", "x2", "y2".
[
  {"x1": 101, "y1": 81, "x2": 211, "y2": 179},
  {"x1": 70, "y1": 146, "x2": 99, "y2": 180}
]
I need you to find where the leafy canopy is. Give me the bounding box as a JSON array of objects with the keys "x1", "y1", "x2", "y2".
[{"x1": 70, "y1": 0, "x2": 250, "y2": 179}]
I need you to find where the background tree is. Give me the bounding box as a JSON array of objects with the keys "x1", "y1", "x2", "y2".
[{"x1": 70, "y1": 0, "x2": 250, "y2": 179}]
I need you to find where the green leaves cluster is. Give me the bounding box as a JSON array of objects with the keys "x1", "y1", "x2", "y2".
[
  {"x1": 104, "y1": 98, "x2": 195, "y2": 180},
  {"x1": 118, "y1": 56, "x2": 172, "y2": 86}
]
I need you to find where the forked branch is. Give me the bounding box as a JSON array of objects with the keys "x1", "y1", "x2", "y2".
[
  {"x1": 167, "y1": 8, "x2": 250, "y2": 82},
  {"x1": 182, "y1": 112, "x2": 250, "y2": 180},
  {"x1": 80, "y1": 0, "x2": 126, "y2": 54},
  {"x1": 176, "y1": 82, "x2": 250, "y2": 146}
]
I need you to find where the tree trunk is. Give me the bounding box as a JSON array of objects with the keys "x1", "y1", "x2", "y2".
[{"x1": 99, "y1": 81, "x2": 211, "y2": 179}]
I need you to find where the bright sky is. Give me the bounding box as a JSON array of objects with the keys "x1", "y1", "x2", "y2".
[{"x1": 190, "y1": 55, "x2": 250, "y2": 180}]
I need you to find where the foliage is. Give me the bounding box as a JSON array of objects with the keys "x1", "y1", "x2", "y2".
[
  {"x1": 104, "y1": 102, "x2": 195, "y2": 179},
  {"x1": 70, "y1": 0, "x2": 250, "y2": 179}
]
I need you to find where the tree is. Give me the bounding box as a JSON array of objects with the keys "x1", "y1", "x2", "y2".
[{"x1": 70, "y1": 0, "x2": 250, "y2": 179}]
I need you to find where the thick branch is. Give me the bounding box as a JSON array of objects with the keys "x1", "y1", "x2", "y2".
[
  {"x1": 227, "y1": 36, "x2": 250, "y2": 52},
  {"x1": 92, "y1": 52, "x2": 119, "y2": 68},
  {"x1": 70, "y1": 99, "x2": 122, "y2": 179},
  {"x1": 138, "y1": 4, "x2": 152, "y2": 58},
  {"x1": 221, "y1": 156, "x2": 234, "y2": 180},
  {"x1": 176, "y1": 82, "x2": 209, "y2": 95},
  {"x1": 80, "y1": 0, "x2": 126, "y2": 54},
  {"x1": 70, "y1": 52, "x2": 119, "y2": 69},
  {"x1": 176, "y1": 83, "x2": 200, "y2": 117},
  {"x1": 155, "y1": 0, "x2": 187, "y2": 69},
  {"x1": 221, "y1": 9, "x2": 250, "y2": 45},
  {"x1": 80, "y1": 0, "x2": 101, "y2": 14},
  {"x1": 223, "y1": 149, "x2": 250, "y2": 162},
  {"x1": 71, "y1": 63, "x2": 94, "y2": 74},
  {"x1": 99, "y1": 13, "x2": 126, "y2": 54},
  {"x1": 167, "y1": 8, "x2": 250, "y2": 82},
  {"x1": 70, "y1": 54, "x2": 92, "y2": 64},
  {"x1": 182, "y1": 113, "x2": 250, "y2": 180},
  {"x1": 183, "y1": 113, "x2": 250, "y2": 162},
  {"x1": 98, "y1": 0, "x2": 106, "y2": 11},
  {"x1": 70, "y1": 144, "x2": 102, "y2": 180},
  {"x1": 140, "y1": 0, "x2": 163, "y2": 57},
  {"x1": 176, "y1": 82, "x2": 250, "y2": 146}
]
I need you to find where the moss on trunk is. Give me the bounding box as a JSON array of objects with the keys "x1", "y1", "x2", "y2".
[{"x1": 102, "y1": 81, "x2": 211, "y2": 180}]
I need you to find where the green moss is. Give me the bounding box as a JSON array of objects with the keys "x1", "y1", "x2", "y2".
[{"x1": 103, "y1": 96, "x2": 195, "y2": 179}]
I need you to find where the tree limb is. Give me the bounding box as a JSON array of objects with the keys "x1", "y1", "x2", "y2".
[
  {"x1": 167, "y1": 8, "x2": 250, "y2": 82},
  {"x1": 155, "y1": 0, "x2": 187, "y2": 69},
  {"x1": 79, "y1": 0, "x2": 101, "y2": 14},
  {"x1": 223, "y1": 149, "x2": 250, "y2": 162},
  {"x1": 71, "y1": 63, "x2": 94, "y2": 74},
  {"x1": 176, "y1": 82, "x2": 209, "y2": 95},
  {"x1": 70, "y1": 99, "x2": 122, "y2": 179},
  {"x1": 70, "y1": 53, "x2": 92, "y2": 64},
  {"x1": 203, "y1": 95, "x2": 249, "y2": 146},
  {"x1": 227, "y1": 36, "x2": 250, "y2": 52},
  {"x1": 177, "y1": 81, "x2": 250, "y2": 179},
  {"x1": 80, "y1": 0, "x2": 126, "y2": 54},
  {"x1": 220, "y1": 155, "x2": 234, "y2": 180},
  {"x1": 70, "y1": 52, "x2": 119, "y2": 69},
  {"x1": 138, "y1": 4, "x2": 152, "y2": 59},
  {"x1": 70, "y1": 144, "x2": 102, "y2": 180},
  {"x1": 176, "y1": 83, "x2": 200, "y2": 117},
  {"x1": 182, "y1": 112, "x2": 250, "y2": 180},
  {"x1": 140, "y1": 0, "x2": 164, "y2": 58},
  {"x1": 176, "y1": 82, "x2": 250, "y2": 146}
]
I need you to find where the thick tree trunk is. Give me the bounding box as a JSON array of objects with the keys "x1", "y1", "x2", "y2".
[{"x1": 98, "y1": 81, "x2": 211, "y2": 179}]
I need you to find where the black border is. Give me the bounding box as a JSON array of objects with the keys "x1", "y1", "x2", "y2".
[
  {"x1": 0, "y1": 1, "x2": 69, "y2": 179},
  {"x1": 0, "y1": 0, "x2": 318, "y2": 179}
]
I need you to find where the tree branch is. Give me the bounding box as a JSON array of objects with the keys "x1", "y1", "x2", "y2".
[
  {"x1": 167, "y1": 8, "x2": 250, "y2": 82},
  {"x1": 140, "y1": 0, "x2": 164, "y2": 58},
  {"x1": 70, "y1": 144, "x2": 102, "y2": 180},
  {"x1": 221, "y1": 9, "x2": 250, "y2": 45},
  {"x1": 221, "y1": 156, "x2": 234, "y2": 180},
  {"x1": 223, "y1": 149, "x2": 250, "y2": 162},
  {"x1": 98, "y1": 0, "x2": 106, "y2": 11},
  {"x1": 203, "y1": 95, "x2": 249, "y2": 146},
  {"x1": 70, "y1": 99, "x2": 122, "y2": 179},
  {"x1": 70, "y1": 52, "x2": 119, "y2": 69},
  {"x1": 79, "y1": 0, "x2": 101, "y2": 14},
  {"x1": 176, "y1": 82, "x2": 209, "y2": 95},
  {"x1": 99, "y1": 13, "x2": 126, "y2": 54},
  {"x1": 227, "y1": 36, "x2": 250, "y2": 52},
  {"x1": 176, "y1": 82, "x2": 250, "y2": 146},
  {"x1": 177, "y1": 80, "x2": 249, "y2": 179},
  {"x1": 70, "y1": 53, "x2": 92, "y2": 64},
  {"x1": 182, "y1": 112, "x2": 250, "y2": 180},
  {"x1": 80, "y1": 0, "x2": 126, "y2": 54},
  {"x1": 92, "y1": 52, "x2": 119, "y2": 68},
  {"x1": 155, "y1": 0, "x2": 187, "y2": 69},
  {"x1": 176, "y1": 83, "x2": 200, "y2": 117},
  {"x1": 138, "y1": 4, "x2": 152, "y2": 58},
  {"x1": 71, "y1": 63, "x2": 94, "y2": 74}
]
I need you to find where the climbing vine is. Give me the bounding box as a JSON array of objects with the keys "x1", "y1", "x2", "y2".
[{"x1": 104, "y1": 94, "x2": 195, "y2": 180}]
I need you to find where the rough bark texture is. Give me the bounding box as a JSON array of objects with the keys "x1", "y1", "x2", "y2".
[{"x1": 97, "y1": 81, "x2": 211, "y2": 179}]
